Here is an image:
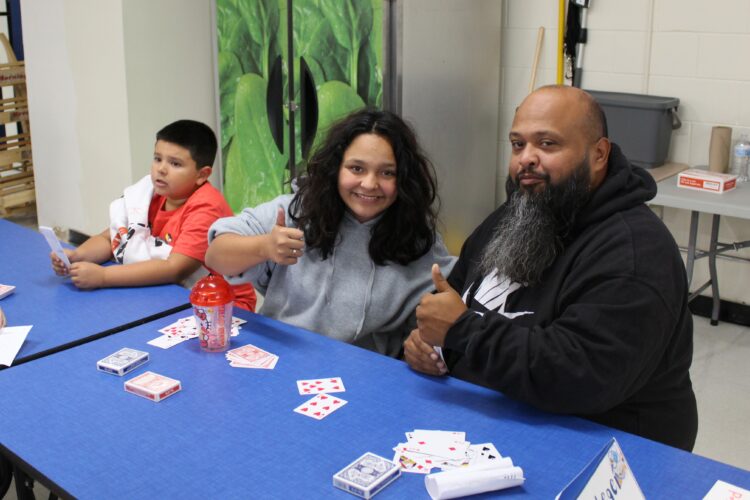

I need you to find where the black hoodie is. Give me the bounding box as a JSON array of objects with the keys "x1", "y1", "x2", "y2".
[{"x1": 443, "y1": 144, "x2": 698, "y2": 451}]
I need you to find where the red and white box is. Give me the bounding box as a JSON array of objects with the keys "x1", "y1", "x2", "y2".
[
  {"x1": 677, "y1": 168, "x2": 737, "y2": 193},
  {"x1": 124, "y1": 371, "x2": 181, "y2": 402}
]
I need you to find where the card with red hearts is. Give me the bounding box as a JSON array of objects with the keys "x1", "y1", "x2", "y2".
[
  {"x1": 296, "y1": 377, "x2": 345, "y2": 395},
  {"x1": 293, "y1": 393, "x2": 347, "y2": 420}
]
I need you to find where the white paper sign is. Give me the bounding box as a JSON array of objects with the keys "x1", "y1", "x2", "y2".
[
  {"x1": 556, "y1": 438, "x2": 645, "y2": 500},
  {"x1": 703, "y1": 480, "x2": 750, "y2": 499}
]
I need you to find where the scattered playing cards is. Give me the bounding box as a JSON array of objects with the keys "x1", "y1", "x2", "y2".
[
  {"x1": 293, "y1": 393, "x2": 347, "y2": 420},
  {"x1": 148, "y1": 315, "x2": 246, "y2": 349},
  {"x1": 97, "y1": 348, "x2": 149, "y2": 376},
  {"x1": 124, "y1": 371, "x2": 181, "y2": 402},
  {"x1": 333, "y1": 452, "x2": 400, "y2": 499},
  {"x1": 392, "y1": 430, "x2": 507, "y2": 474},
  {"x1": 0, "y1": 284, "x2": 15, "y2": 300},
  {"x1": 296, "y1": 377, "x2": 345, "y2": 395},
  {"x1": 225, "y1": 343, "x2": 278, "y2": 369}
]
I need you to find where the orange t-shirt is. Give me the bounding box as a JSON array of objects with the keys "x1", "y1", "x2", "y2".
[{"x1": 148, "y1": 182, "x2": 256, "y2": 311}]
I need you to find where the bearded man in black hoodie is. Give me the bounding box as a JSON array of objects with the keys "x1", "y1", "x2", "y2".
[{"x1": 404, "y1": 85, "x2": 698, "y2": 451}]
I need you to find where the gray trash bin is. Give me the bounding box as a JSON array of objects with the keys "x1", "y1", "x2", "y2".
[{"x1": 586, "y1": 90, "x2": 681, "y2": 169}]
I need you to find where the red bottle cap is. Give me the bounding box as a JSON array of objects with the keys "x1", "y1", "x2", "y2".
[{"x1": 190, "y1": 274, "x2": 235, "y2": 307}]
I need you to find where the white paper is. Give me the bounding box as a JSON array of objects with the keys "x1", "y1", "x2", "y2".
[
  {"x1": 425, "y1": 464, "x2": 524, "y2": 500},
  {"x1": 39, "y1": 226, "x2": 71, "y2": 268},
  {"x1": 0, "y1": 325, "x2": 32, "y2": 366},
  {"x1": 703, "y1": 480, "x2": 750, "y2": 499}
]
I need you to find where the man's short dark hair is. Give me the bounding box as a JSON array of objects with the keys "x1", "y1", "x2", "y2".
[
  {"x1": 156, "y1": 120, "x2": 217, "y2": 168},
  {"x1": 588, "y1": 98, "x2": 609, "y2": 140}
]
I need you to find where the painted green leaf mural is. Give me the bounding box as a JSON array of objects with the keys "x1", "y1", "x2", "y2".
[
  {"x1": 217, "y1": 0, "x2": 382, "y2": 211},
  {"x1": 224, "y1": 74, "x2": 288, "y2": 213}
]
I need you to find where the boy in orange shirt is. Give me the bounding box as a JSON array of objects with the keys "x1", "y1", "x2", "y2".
[{"x1": 50, "y1": 120, "x2": 256, "y2": 311}]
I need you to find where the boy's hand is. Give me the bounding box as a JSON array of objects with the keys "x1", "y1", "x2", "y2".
[
  {"x1": 69, "y1": 262, "x2": 106, "y2": 289},
  {"x1": 266, "y1": 207, "x2": 305, "y2": 265},
  {"x1": 50, "y1": 249, "x2": 77, "y2": 276}
]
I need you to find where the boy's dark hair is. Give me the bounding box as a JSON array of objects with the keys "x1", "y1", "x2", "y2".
[
  {"x1": 156, "y1": 120, "x2": 218, "y2": 168},
  {"x1": 290, "y1": 108, "x2": 438, "y2": 266}
]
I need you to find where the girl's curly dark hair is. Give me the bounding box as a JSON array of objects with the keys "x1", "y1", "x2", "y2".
[{"x1": 289, "y1": 108, "x2": 438, "y2": 266}]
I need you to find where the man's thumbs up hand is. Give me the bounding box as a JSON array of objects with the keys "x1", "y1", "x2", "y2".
[{"x1": 416, "y1": 264, "x2": 466, "y2": 347}]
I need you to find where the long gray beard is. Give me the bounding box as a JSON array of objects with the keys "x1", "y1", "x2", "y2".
[{"x1": 479, "y1": 163, "x2": 592, "y2": 286}]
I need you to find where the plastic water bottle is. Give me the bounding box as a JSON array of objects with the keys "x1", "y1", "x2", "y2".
[
  {"x1": 190, "y1": 274, "x2": 234, "y2": 352},
  {"x1": 730, "y1": 134, "x2": 750, "y2": 182}
]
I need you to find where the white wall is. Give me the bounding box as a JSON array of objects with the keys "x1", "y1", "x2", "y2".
[
  {"x1": 499, "y1": 0, "x2": 750, "y2": 305},
  {"x1": 21, "y1": 0, "x2": 217, "y2": 235},
  {"x1": 21, "y1": 0, "x2": 132, "y2": 235}
]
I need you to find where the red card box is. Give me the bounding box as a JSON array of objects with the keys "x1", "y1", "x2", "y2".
[
  {"x1": 124, "y1": 371, "x2": 181, "y2": 402},
  {"x1": 677, "y1": 168, "x2": 737, "y2": 194}
]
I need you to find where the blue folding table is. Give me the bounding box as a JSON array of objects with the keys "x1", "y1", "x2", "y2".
[
  {"x1": 0, "y1": 307, "x2": 747, "y2": 499},
  {"x1": 0, "y1": 218, "x2": 190, "y2": 365}
]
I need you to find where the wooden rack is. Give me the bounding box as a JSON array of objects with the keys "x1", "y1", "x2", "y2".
[{"x1": 0, "y1": 33, "x2": 34, "y2": 217}]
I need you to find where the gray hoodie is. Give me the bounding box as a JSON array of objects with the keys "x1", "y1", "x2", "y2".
[{"x1": 208, "y1": 194, "x2": 456, "y2": 357}]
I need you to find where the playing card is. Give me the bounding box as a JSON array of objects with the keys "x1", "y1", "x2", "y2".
[
  {"x1": 148, "y1": 334, "x2": 189, "y2": 349},
  {"x1": 293, "y1": 393, "x2": 347, "y2": 420},
  {"x1": 407, "y1": 430, "x2": 466, "y2": 442},
  {"x1": 333, "y1": 452, "x2": 400, "y2": 499},
  {"x1": 159, "y1": 316, "x2": 242, "y2": 339},
  {"x1": 467, "y1": 443, "x2": 503, "y2": 467},
  {"x1": 229, "y1": 354, "x2": 278, "y2": 370},
  {"x1": 296, "y1": 377, "x2": 345, "y2": 395},
  {"x1": 227, "y1": 344, "x2": 275, "y2": 366},
  {"x1": 391, "y1": 448, "x2": 435, "y2": 474},
  {"x1": 159, "y1": 316, "x2": 198, "y2": 338},
  {"x1": 39, "y1": 226, "x2": 71, "y2": 268},
  {"x1": 0, "y1": 284, "x2": 15, "y2": 300},
  {"x1": 124, "y1": 371, "x2": 181, "y2": 402},
  {"x1": 401, "y1": 432, "x2": 469, "y2": 461}
]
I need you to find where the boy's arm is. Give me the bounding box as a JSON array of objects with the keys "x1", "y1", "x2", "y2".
[
  {"x1": 69, "y1": 252, "x2": 202, "y2": 289},
  {"x1": 73, "y1": 229, "x2": 114, "y2": 263}
]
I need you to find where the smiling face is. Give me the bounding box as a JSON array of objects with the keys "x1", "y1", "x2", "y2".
[
  {"x1": 337, "y1": 133, "x2": 398, "y2": 223},
  {"x1": 151, "y1": 140, "x2": 211, "y2": 210},
  {"x1": 508, "y1": 86, "x2": 610, "y2": 195}
]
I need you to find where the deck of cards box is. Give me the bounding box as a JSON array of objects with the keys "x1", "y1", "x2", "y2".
[
  {"x1": 677, "y1": 168, "x2": 737, "y2": 193},
  {"x1": 333, "y1": 452, "x2": 400, "y2": 499},
  {"x1": 124, "y1": 371, "x2": 181, "y2": 402},
  {"x1": 96, "y1": 348, "x2": 149, "y2": 376}
]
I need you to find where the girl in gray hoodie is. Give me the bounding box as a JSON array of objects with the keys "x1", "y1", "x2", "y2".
[{"x1": 207, "y1": 109, "x2": 455, "y2": 357}]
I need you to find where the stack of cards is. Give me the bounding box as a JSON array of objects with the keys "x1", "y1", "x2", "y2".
[
  {"x1": 333, "y1": 452, "x2": 400, "y2": 499},
  {"x1": 225, "y1": 343, "x2": 278, "y2": 369},
  {"x1": 96, "y1": 348, "x2": 149, "y2": 376},
  {"x1": 0, "y1": 284, "x2": 15, "y2": 300},
  {"x1": 148, "y1": 315, "x2": 247, "y2": 349},
  {"x1": 293, "y1": 377, "x2": 348, "y2": 420},
  {"x1": 124, "y1": 371, "x2": 181, "y2": 402},
  {"x1": 392, "y1": 430, "x2": 504, "y2": 474}
]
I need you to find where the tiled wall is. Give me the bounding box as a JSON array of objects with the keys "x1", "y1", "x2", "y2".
[{"x1": 499, "y1": 0, "x2": 750, "y2": 304}]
